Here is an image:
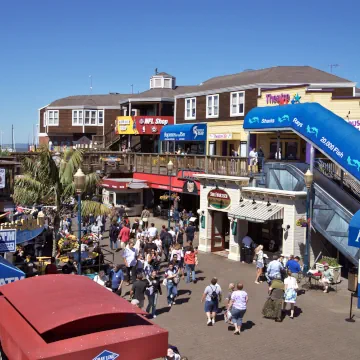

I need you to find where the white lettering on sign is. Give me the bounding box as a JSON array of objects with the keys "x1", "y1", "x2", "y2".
[
  {"x1": 119, "y1": 126, "x2": 127, "y2": 131},
  {"x1": 164, "y1": 132, "x2": 185, "y2": 138},
  {"x1": 209, "y1": 191, "x2": 229, "y2": 199},
  {"x1": 261, "y1": 119, "x2": 275, "y2": 124},
  {"x1": 320, "y1": 137, "x2": 344, "y2": 158},
  {"x1": 356, "y1": 230, "x2": 360, "y2": 243},
  {"x1": 155, "y1": 118, "x2": 168, "y2": 125},
  {"x1": 119, "y1": 119, "x2": 130, "y2": 125},
  {"x1": 293, "y1": 118, "x2": 303, "y2": 127},
  {"x1": 0, "y1": 276, "x2": 25, "y2": 286}
]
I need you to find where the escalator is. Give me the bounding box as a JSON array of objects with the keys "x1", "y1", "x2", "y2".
[{"x1": 263, "y1": 161, "x2": 360, "y2": 265}]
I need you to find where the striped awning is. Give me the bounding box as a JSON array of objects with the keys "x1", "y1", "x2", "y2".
[{"x1": 229, "y1": 201, "x2": 284, "y2": 223}]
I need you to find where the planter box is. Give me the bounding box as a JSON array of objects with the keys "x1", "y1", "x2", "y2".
[{"x1": 315, "y1": 263, "x2": 342, "y2": 284}]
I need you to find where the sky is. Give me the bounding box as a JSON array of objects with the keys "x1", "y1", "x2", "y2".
[{"x1": 0, "y1": 0, "x2": 359, "y2": 143}]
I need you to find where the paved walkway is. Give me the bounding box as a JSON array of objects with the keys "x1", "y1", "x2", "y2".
[{"x1": 100, "y1": 217, "x2": 360, "y2": 360}]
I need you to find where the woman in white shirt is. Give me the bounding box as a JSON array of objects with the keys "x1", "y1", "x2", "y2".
[
  {"x1": 93, "y1": 270, "x2": 109, "y2": 287},
  {"x1": 254, "y1": 245, "x2": 264, "y2": 284},
  {"x1": 283, "y1": 270, "x2": 298, "y2": 319}
]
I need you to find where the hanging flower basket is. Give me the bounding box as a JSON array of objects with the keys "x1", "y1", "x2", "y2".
[
  {"x1": 296, "y1": 217, "x2": 308, "y2": 227},
  {"x1": 159, "y1": 193, "x2": 180, "y2": 201}
]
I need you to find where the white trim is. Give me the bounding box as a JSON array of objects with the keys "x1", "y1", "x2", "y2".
[
  {"x1": 47, "y1": 105, "x2": 120, "y2": 110},
  {"x1": 119, "y1": 97, "x2": 174, "y2": 104},
  {"x1": 206, "y1": 94, "x2": 219, "y2": 119},
  {"x1": 185, "y1": 97, "x2": 196, "y2": 120},
  {"x1": 38, "y1": 133, "x2": 48, "y2": 137},
  {"x1": 175, "y1": 82, "x2": 356, "y2": 99},
  {"x1": 353, "y1": 86, "x2": 356, "y2": 97},
  {"x1": 230, "y1": 91, "x2": 245, "y2": 117},
  {"x1": 174, "y1": 96, "x2": 177, "y2": 124}
]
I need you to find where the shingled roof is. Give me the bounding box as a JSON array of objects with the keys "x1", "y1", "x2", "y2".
[
  {"x1": 48, "y1": 94, "x2": 132, "y2": 107},
  {"x1": 176, "y1": 66, "x2": 354, "y2": 96}
]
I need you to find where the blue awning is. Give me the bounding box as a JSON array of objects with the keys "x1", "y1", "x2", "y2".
[
  {"x1": 16, "y1": 227, "x2": 45, "y2": 245},
  {"x1": 160, "y1": 123, "x2": 207, "y2": 141},
  {"x1": 349, "y1": 210, "x2": 360, "y2": 248},
  {"x1": 0, "y1": 256, "x2": 25, "y2": 286},
  {"x1": 244, "y1": 103, "x2": 360, "y2": 182}
]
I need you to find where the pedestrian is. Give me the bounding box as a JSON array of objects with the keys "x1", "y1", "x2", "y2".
[
  {"x1": 161, "y1": 228, "x2": 172, "y2": 262},
  {"x1": 44, "y1": 257, "x2": 58, "y2": 274},
  {"x1": 241, "y1": 234, "x2": 254, "y2": 264},
  {"x1": 61, "y1": 255, "x2": 76, "y2": 275},
  {"x1": 262, "y1": 279, "x2": 284, "y2": 322},
  {"x1": 266, "y1": 255, "x2": 283, "y2": 283},
  {"x1": 118, "y1": 205, "x2": 125, "y2": 222},
  {"x1": 257, "y1": 146, "x2": 265, "y2": 171},
  {"x1": 165, "y1": 263, "x2": 179, "y2": 307},
  {"x1": 228, "y1": 282, "x2": 248, "y2": 335},
  {"x1": 283, "y1": 270, "x2": 298, "y2": 318},
  {"x1": 254, "y1": 245, "x2": 264, "y2": 284},
  {"x1": 118, "y1": 222, "x2": 131, "y2": 250},
  {"x1": 146, "y1": 270, "x2": 162, "y2": 318},
  {"x1": 201, "y1": 277, "x2": 222, "y2": 326},
  {"x1": 130, "y1": 273, "x2": 147, "y2": 308},
  {"x1": 319, "y1": 263, "x2": 334, "y2": 293},
  {"x1": 224, "y1": 283, "x2": 235, "y2": 323},
  {"x1": 93, "y1": 270, "x2": 109, "y2": 287},
  {"x1": 34, "y1": 232, "x2": 46, "y2": 257},
  {"x1": 122, "y1": 240, "x2": 137, "y2": 285},
  {"x1": 185, "y1": 222, "x2": 196, "y2": 243},
  {"x1": 286, "y1": 255, "x2": 302, "y2": 282},
  {"x1": 168, "y1": 226, "x2": 176, "y2": 242},
  {"x1": 141, "y1": 207, "x2": 151, "y2": 229},
  {"x1": 176, "y1": 227, "x2": 184, "y2": 246},
  {"x1": 184, "y1": 246, "x2": 197, "y2": 283},
  {"x1": 109, "y1": 220, "x2": 120, "y2": 250},
  {"x1": 148, "y1": 222, "x2": 158, "y2": 238},
  {"x1": 110, "y1": 265, "x2": 124, "y2": 295}
]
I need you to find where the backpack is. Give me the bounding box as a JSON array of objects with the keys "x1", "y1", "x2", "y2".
[
  {"x1": 110, "y1": 225, "x2": 119, "y2": 239},
  {"x1": 210, "y1": 285, "x2": 218, "y2": 301}
]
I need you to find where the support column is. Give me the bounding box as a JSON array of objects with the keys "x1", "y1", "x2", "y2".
[{"x1": 198, "y1": 209, "x2": 212, "y2": 253}]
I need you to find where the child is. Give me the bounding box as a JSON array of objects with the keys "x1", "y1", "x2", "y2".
[{"x1": 224, "y1": 283, "x2": 235, "y2": 323}]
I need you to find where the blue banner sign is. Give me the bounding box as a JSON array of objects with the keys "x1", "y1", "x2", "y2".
[
  {"x1": 244, "y1": 103, "x2": 360, "y2": 182},
  {"x1": 93, "y1": 350, "x2": 119, "y2": 360},
  {"x1": 160, "y1": 123, "x2": 207, "y2": 141},
  {"x1": 0, "y1": 230, "x2": 17, "y2": 252}
]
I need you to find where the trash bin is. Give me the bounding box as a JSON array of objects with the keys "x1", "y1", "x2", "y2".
[{"x1": 348, "y1": 267, "x2": 358, "y2": 292}]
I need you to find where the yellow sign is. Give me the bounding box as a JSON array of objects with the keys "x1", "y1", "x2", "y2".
[{"x1": 116, "y1": 116, "x2": 136, "y2": 135}]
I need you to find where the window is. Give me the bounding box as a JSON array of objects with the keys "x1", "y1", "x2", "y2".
[
  {"x1": 84, "y1": 110, "x2": 90, "y2": 125},
  {"x1": 47, "y1": 110, "x2": 59, "y2": 126},
  {"x1": 154, "y1": 78, "x2": 161, "y2": 87},
  {"x1": 206, "y1": 94, "x2": 219, "y2": 118},
  {"x1": 90, "y1": 110, "x2": 97, "y2": 125},
  {"x1": 98, "y1": 110, "x2": 104, "y2": 125},
  {"x1": 72, "y1": 110, "x2": 83, "y2": 125},
  {"x1": 43, "y1": 112, "x2": 47, "y2": 126},
  {"x1": 230, "y1": 91, "x2": 245, "y2": 116},
  {"x1": 164, "y1": 78, "x2": 171, "y2": 88},
  {"x1": 185, "y1": 98, "x2": 196, "y2": 120}
]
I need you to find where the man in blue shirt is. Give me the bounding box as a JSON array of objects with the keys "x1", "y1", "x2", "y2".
[
  {"x1": 286, "y1": 256, "x2": 302, "y2": 280},
  {"x1": 266, "y1": 255, "x2": 284, "y2": 283},
  {"x1": 111, "y1": 264, "x2": 124, "y2": 295}
]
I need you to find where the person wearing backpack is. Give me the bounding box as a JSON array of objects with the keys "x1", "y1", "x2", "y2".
[
  {"x1": 145, "y1": 270, "x2": 162, "y2": 318},
  {"x1": 109, "y1": 220, "x2": 120, "y2": 250},
  {"x1": 201, "y1": 277, "x2": 222, "y2": 326},
  {"x1": 161, "y1": 228, "x2": 172, "y2": 262}
]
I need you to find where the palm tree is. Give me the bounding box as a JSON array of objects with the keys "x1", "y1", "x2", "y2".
[{"x1": 13, "y1": 146, "x2": 110, "y2": 255}]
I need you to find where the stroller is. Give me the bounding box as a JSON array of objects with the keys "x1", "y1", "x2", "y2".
[{"x1": 260, "y1": 253, "x2": 269, "y2": 283}]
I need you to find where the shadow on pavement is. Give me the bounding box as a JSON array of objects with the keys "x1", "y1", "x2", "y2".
[{"x1": 241, "y1": 320, "x2": 255, "y2": 332}]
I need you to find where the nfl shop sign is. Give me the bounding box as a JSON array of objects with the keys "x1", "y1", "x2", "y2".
[
  {"x1": 93, "y1": 350, "x2": 119, "y2": 360},
  {"x1": 208, "y1": 189, "x2": 231, "y2": 209},
  {"x1": 134, "y1": 116, "x2": 174, "y2": 135}
]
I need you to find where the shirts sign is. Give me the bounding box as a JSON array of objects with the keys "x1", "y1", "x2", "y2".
[
  {"x1": 0, "y1": 230, "x2": 17, "y2": 252},
  {"x1": 208, "y1": 189, "x2": 231, "y2": 209}
]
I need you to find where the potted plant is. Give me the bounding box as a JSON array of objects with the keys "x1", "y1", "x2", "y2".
[
  {"x1": 296, "y1": 217, "x2": 308, "y2": 227},
  {"x1": 315, "y1": 256, "x2": 342, "y2": 283}
]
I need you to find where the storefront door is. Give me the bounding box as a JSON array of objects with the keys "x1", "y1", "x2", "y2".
[{"x1": 211, "y1": 211, "x2": 226, "y2": 251}]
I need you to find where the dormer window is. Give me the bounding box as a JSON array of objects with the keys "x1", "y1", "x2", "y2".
[
  {"x1": 154, "y1": 78, "x2": 162, "y2": 87},
  {"x1": 164, "y1": 78, "x2": 171, "y2": 88}
]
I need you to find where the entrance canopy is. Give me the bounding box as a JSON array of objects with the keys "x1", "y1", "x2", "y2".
[
  {"x1": 229, "y1": 201, "x2": 284, "y2": 223},
  {"x1": 160, "y1": 123, "x2": 207, "y2": 141},
  {"x1": 244, "y1": 103, "x2": 360, "y2": 182}
]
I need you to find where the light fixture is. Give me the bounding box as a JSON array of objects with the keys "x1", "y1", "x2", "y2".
[
  {"x1": 240, "y1": 197, "x2": 244, "y2": 202},
  {"x1": 304, "y1": 169, "x2": 313, "y2": 189},
  {"x1": 74, "y1": 168, "x2": 86, "y2": 194}
]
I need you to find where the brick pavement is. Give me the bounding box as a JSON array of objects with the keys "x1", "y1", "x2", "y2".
[{"x1": 100, "y1": 216, "x2": 360, "y2": 360}]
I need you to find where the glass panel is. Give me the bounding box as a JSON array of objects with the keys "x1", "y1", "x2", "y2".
[
  {"x1": 186, "y1": 99, "x2": 190, "y2": 109},
  {"x1": 186, "y1": 109, "x2": 190, "y2": 118},
  {"x1": 91, "y1": 110, "x2": 97, "y2": 125},
  {"x1": 98, "y1": 110, "x2": 104, "y2": 125},
  {"x1": 208, "y1": 96, "x2": 212, "y2": 107},
  {"x1": 85, "y1": 111, "x2": 90, "y2": 124},
  {"x1": 214, "y1": 105, "x2": 218, "y2": 116},
  {"x1": 73, "y1": 111, "x2": 78, "y2": 124},
  {"x1": 214, "y1": 96, "x2": 218, "y2": 106},
  {"x1": 232, "y1": 93, "x2": 237, "y2": 105},
  {"x1": 154, "y1": 78, "x2": 161, "y2": 87},
  {"x1": 232, "y1": 104, "x2": 237, "y2": 115},
  {"x1": 192, "y1": 107, "x2": 196, "y2": 117},
  {"x1": 164, "y1": 78, "x2": 171, "y2": 88},
  {"x1": 239, "y1": 103, "x2": 244, "y2": 114},
  {"x1": 239, "y1": 92, "x2": 244, "y2": 102},
  {"x1": 54, "y1": 111, "x2": 58, "y2": 120},
  {"x1": 208, "y1": 106, "x2": 212, "y2": 116},
  {"x1": 79, "y1": 110, "x2": 83, "y2": 124}
]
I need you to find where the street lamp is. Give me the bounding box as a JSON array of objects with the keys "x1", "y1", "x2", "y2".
[
  {"x1": 74, "y1": 168, "x2": 86, "y2": 275},
  {"x1": 167, "y1": 160, "x2": 174, "y2": 229},
  {"x1": 304, "y1": 169, "x2": 313, "y2": 273}
]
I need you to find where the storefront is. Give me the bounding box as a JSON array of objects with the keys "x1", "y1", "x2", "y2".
[
  {"x1": 195, "y1": 174, "x2": 307, "y2": 261},
  {"x1": 207, "y1": 121, "x2": 248, "y2": 156},
  {"x1": 116, "y1": 116, "x2": 173, "y2": 153},
  {"x1": 101, "y1": 178, "x2": 148, "y2": 216},
  {"x1": 160, "y1": 123, "x2": 207, "y2": 154}
]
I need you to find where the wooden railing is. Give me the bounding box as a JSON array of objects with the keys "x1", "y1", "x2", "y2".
[{"x1": 81, "y1": 152, "x2": 249, "y2": 176}]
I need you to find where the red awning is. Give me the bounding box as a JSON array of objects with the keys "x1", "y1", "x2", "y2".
[
  {"x1": 101, "y1": 179, "x2": 148, "y2": 190},
  {"x1": 0, "y1": 275, "x2": 168, "y2": 359}
]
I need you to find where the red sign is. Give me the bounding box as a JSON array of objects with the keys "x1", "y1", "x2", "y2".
[
  {"x1": 133, "y1": 116, "x2": 174, "y2": 135},
  {"x1": 208, "y1": 189, "x2": 231, "y2": 209}
]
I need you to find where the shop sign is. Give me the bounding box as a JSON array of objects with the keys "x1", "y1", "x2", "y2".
[
  {"x1": 0, "y1": 230, "x2": 16, "y2": 252},
  {"x1": 0, "y1": 276, "x2": 25, "y2": 286},
  {"x1": 0, "y1": 168, "x2": 5, "y2": 189},
  {"x1": 266, "y1": 93, "x2": 291, "y2": 105},
  {"x1": 115, "y1": 116, "x2": 135, "y2": 135},
  {"x1": 93, "y1": 350, "x2": 119, "y2": 360},
  {"x1": 134, "y1": 116, "x2": 174, "y2": 135},
  {"x1": 345, "y1": 119, "x2": 360, "y2": 131},
  {"x1": 182, "y1": 180, "x2": 198, "y2": 194},
  {"x1": 207, "y1": 188, "x2": 231, "y2": 209},
  {"x1": 209, "y1": 133, "x2": 232, "y2": 140}
]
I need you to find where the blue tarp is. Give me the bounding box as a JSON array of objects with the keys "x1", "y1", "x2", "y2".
[
  {"x1": 0, "y1": 256, "x2": 25, "y2": 286},
  {"x1": 244, "y1": 103, "x2": 360, "y2": 181},
  {"x1": 160, "y1": 123, "x2": 207, "y2": 141}
]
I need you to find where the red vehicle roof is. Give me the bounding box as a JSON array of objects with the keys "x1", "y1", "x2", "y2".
[{"x1": 0, "y1": 275, "x2": 168, "y2": 359}]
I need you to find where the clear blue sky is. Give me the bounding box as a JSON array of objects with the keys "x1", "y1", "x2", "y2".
[{"x1": 0, "y1": 0, "x2": 359, "y2": 143}]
